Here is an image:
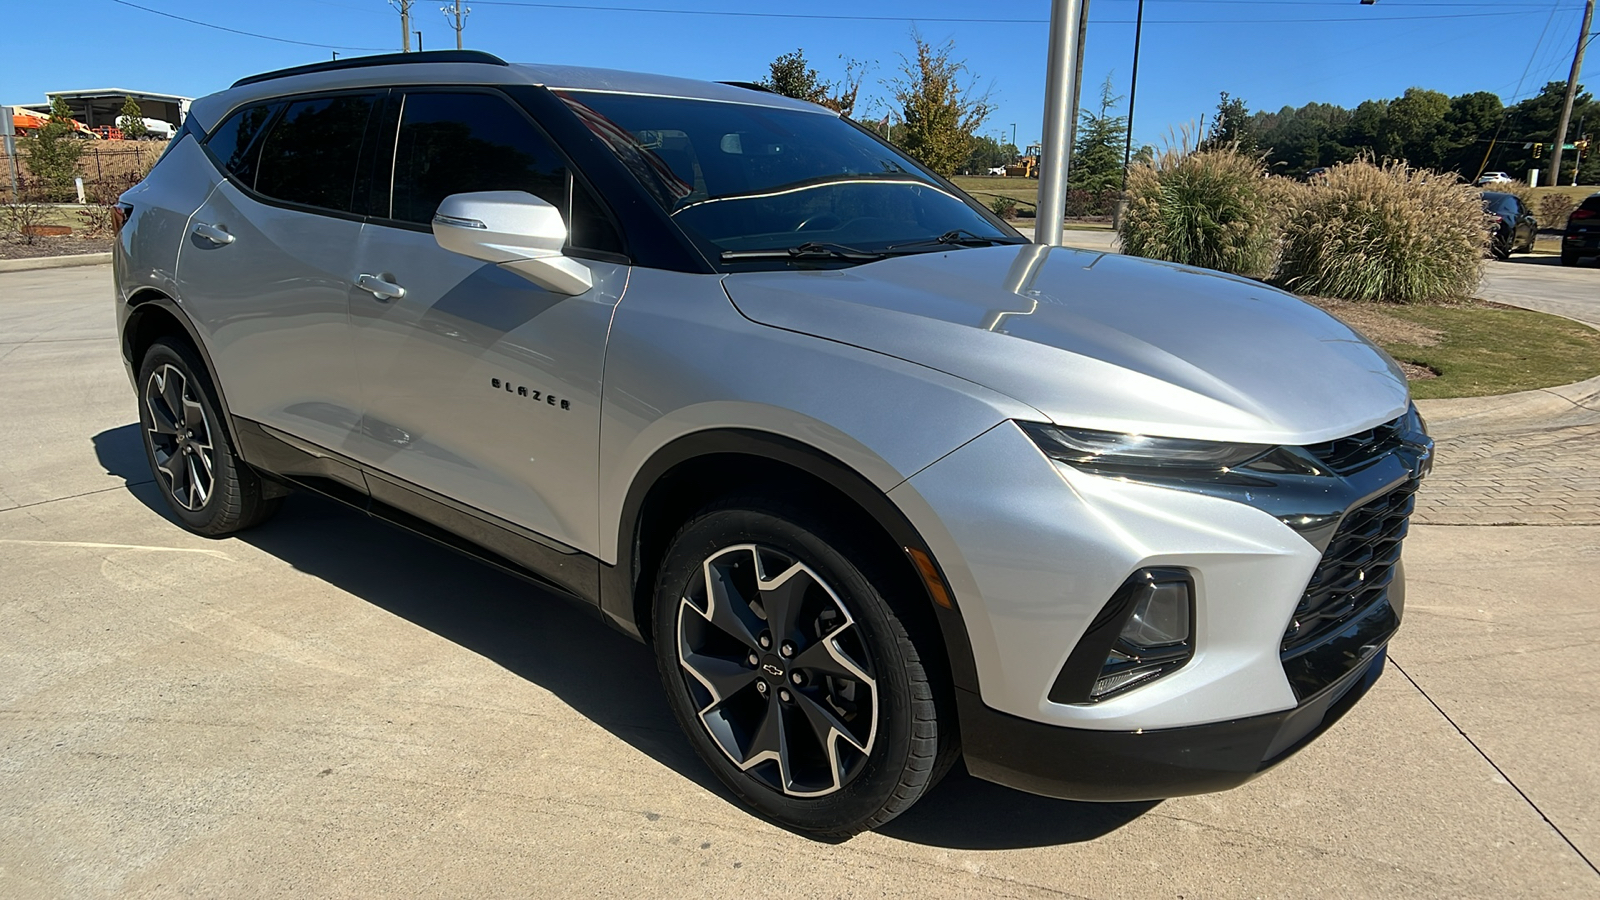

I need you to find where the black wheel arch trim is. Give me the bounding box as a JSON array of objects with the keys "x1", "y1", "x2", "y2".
[
  {"x1": 600, "y1": 427, "x2": 981, "y2": 693},
  {"x1": 122, "y1": 291, "x2": 247, "y2": 458}
]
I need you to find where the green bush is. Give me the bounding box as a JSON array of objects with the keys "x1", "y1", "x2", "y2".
[
  {"x1": 1117, "y1": 146, "x2": 1283, "y2": 278},
  {"x1": 1277, "y1": 160, "x2": 1487, "y2": 304},
  {"x1": 988, "y1": 195, "x2": 1018, "y2": 219}
]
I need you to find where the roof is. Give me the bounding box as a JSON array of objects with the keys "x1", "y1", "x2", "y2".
[
  {"x1": 190, "y1": 52, "x2": 827, "y2": 132},
  {"x1": 43, "y1": 88, "x2": 193, "y2": 103}
]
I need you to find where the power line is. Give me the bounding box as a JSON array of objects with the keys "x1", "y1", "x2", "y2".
[
  {"x1": 107, "y1": 0, "x2": 389, "y2": 51},
  {"x1": 466, "y1": 0, "x2": 1535, "y2": 26}
]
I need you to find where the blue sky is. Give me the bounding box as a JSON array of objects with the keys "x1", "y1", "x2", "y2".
[{"x1": 2, "y1": 0, "x2": 1594, "y2": 151}]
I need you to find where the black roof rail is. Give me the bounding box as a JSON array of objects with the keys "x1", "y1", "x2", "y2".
[
  {"x1": 719, "y1": 81, "x2": 778, "y2": 94},
  {"x1": 231, "y1": 50, "x2": 509, "y2": 89}
]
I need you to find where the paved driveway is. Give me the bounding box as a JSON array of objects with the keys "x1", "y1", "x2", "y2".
[{"x1": 2, "y1": 267, "x2": 1597, "y2": 897}]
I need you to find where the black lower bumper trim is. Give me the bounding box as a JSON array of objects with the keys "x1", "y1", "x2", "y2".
[{"x1": 959, "y1": 646, "x2": 1386, "y2": 802}]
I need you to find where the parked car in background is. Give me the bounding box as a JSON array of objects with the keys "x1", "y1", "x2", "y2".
[
  {"x1": 1562, "y1": 192, "x2": 1600, "y2": 266},
  {"x1": 113, "y1": 50, "x2": 1432, "y2": 836},
  {"x1": 1476, "y1": 171, "x2": 1513, "y2": 186},
  {"x1": 1482, "y1": 191, "x2": 1537, "y2": 259}
]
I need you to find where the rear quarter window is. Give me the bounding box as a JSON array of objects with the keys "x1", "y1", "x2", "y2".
[{"x1": 204, "y1": 101, "x2": 282, "y2": 186}]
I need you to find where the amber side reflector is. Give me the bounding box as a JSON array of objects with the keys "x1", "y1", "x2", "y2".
[{"x1": 905, "y1": 547, "x2": 953, "y2": 609}]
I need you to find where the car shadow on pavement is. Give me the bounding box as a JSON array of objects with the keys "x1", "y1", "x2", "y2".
[
  {"x1": 1501, "y1": 253, "x2": 1598, "y2": 267},
  {"x1": 95, "y1": 423, "x2": 1155, "y2": 849}
]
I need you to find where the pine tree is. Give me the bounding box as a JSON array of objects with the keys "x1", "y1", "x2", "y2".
[{"x1": 118, "y1": 96, "x2": 149, "y2": 140}]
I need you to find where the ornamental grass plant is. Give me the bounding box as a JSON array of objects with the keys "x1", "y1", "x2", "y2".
[
  {"x1": 1276, "y1": 160, "x2": 1488, "y2": 304},
  {"x1": 1118, "y1": 144, "x2": 1284, "y2": 279}
]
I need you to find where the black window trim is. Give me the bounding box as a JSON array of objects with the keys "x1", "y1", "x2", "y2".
[
  {"x1": 200, "y1": 87, "x2": 387, "y2": 226},
  {"x1": 361, "y1": 84, "x2": 631, "y2": 265}
]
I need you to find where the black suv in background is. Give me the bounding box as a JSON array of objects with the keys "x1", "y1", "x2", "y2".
[{"x1": 1562, "y1": 193, "x2": 1600, "y2": 266}]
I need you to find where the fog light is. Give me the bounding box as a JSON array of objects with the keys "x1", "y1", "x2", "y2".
[
  {"x1": 1049, "y1": 568, "x2": 1197, "y2": 704},
  {"x1": 1121, "y1": 579, "x2": 1190, "y2": 647}
]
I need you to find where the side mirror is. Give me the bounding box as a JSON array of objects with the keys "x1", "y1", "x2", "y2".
[{"x1": 431, "y1": 191, "x2": 593, "y2": 295}]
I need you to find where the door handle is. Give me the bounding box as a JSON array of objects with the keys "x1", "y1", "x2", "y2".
[
  {"x1": 191, "y1": 222, "x2": 235, "y2": 245},
  {"x1": 355, "y1": 273, "x2": 406, "y2": 301}
]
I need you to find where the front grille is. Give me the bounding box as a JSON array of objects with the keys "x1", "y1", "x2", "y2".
[
  {"x1": 1302, "y1": 415, "x2": 1407, "y2": 475},
  {"x1": 1282, "y1": 477, "x2": 1416, "y2": 655}
]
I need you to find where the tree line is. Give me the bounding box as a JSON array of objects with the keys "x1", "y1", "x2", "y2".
[{"x1": 1213, "y1": 81, "x2": 1596, "y2": 183}]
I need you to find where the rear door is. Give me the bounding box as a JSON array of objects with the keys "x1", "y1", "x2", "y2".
[
  {"x1": 176, "y1": 91, "x2": 382, "y2": 453},
  {"x1": 345, "y1": 88, "x2": 629, "y2": 555}
]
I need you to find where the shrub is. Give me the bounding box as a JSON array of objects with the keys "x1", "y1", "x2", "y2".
[
  {"x1": 1118, "y1": 146, "x2": 1284, "y2": 278},
  {"x1": 1538, "y1": 193, "x2": 1576, "y2": 229},
  {"x1": 989, "y1": 195, "x2": 1018, "y2": 219},
  {"x1": 2, "y1": 201, "x2": 51, "y2": 245},
  {"x1": 1277, "y1": 160, "x2": 1487, "y2": 304}
]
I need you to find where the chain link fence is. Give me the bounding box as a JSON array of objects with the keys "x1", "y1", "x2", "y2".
[{"x1": 2, "y1": 142, "x2": 163, "y2": 205}]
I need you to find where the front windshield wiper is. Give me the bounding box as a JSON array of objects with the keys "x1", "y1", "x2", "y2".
[
  {"x1": 884, "y1": 230, "x2": 1022, "y2": 253},
  {"x1": 720, "y1": 241, "x2": 887, "y2": 262}
]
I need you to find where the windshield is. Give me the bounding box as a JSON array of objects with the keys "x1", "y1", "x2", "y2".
[{"x1": 556, "y1": 90, "x2": 1018, "y2": 260}]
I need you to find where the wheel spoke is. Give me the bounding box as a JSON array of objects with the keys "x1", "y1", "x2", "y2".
[
  {"x1": 181, "y1": 395, "x2": 207, "y2": 432},
  {"x1": 792, "y1": 638, "x2": 868, "y2": 683},
  {"x1": 743, "y1": 693, "x2": 788, "y2": 774},
  {"x1": 681, "y1": 647, "x2": 759, "y2": 707},
  {"x1": 161, "y1": 370, "x2": 186, "y2": 425},
  {"x1": 186, "y1": 454, "x2": 210, "y2": 508},
  {"x1": 147, "y1": 398, "x2": 181, "y2": 436},
  {"x1": 757, "y1": 563, "x2": 810, "y2": 646},
  {"x1": 701, "y1": 553, "x2": 764, "y2": 650},
  {"x1": 794, "y1": 690, "x2": 869, "y2": 753},
  {"x1": 165, "y1": 446, "x2": 191, "y2": 503}
]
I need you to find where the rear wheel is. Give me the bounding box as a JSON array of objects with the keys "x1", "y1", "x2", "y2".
[
  {"x1": 652, "y1": 496, "x2": 951, "y2": 837},
  {"x1": 1561, "y1": 248, "x2": 1580, "y2": 266},
  {"x1": 137, "y1": 338, "x2": 281, "y2": 535}
]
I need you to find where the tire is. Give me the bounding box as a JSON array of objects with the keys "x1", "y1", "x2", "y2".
[
  {"x1": 137, "y1": 338, "x2": 281, "y2": 535},
  {"x1": 1491, "y1": 234, "x2": 1511, "y2": 260},
  {"x1": 1561, "y1": 249, "x2": 1579, "y2": 267},
  {"x1": 651, "y1": 495, "x2": 953, "y2": 837}
]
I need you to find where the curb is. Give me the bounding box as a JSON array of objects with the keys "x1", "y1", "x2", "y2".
[{"x1": 0, "y1": 253, "x2": 113, "y2": 273}]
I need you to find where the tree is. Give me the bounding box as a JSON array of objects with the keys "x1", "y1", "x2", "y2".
[
  {"x1": 760, "y1": 50, "x2": 867, "y2": 118},
  {"x1": 1381, "y1": 87, "x2": 1450, "y2": 168},
  {"x1": 886, "y1": 33, "x2": 992, "y2": 176},
  {"x1": 1069, "y1": 75, "x2": 1129, "y2": 192},
  {"x1": 762, "y1": 50, "x2": 828, "y2": 105},
  {"x1": 18, "y1": 96, "x2": 85, "y2": 201},
  {"x1": 117, "y1": 96, "x2": 148, "y2": 140},
  {"x1": 1203, "y1": 91, "x2": 1254, "y2": 151},
  {"x1": 965, "y1": 135, "x2": 1016, "y2": 173}
]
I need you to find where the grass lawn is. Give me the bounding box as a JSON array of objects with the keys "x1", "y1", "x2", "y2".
[{"x1": 1307, "y1": 297, "x2": 1600, "y2": 400}]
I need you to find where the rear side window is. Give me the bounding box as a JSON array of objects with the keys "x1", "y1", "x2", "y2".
[
  {"x1": 388, "y1": 91, "x2": 622, "y2": 254},
  {"x1": 254, "y1": 94, "x2": 378, "y2": 213},
  {"x1": 204, "y1": 101, "x2": 282, "y2": 186}
]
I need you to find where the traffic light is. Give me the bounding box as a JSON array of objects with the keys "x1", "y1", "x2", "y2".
[{"x1": 1533, "y1": 143, "x2": 1542, "y2": 159}]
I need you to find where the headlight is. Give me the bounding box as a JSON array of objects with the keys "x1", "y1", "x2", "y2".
[{"x1": 1018, "y1": 421, "x2": 1271, "y2": 474}]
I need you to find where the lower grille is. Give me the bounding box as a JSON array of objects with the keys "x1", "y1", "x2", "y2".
[{"x1": 1283, "y1": 477, "x2": 1416, "y2": 656}]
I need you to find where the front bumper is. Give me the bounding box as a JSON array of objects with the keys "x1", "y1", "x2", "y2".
[{"x1": 960, "y1": 643, "x2": 1387, "y2": 801}]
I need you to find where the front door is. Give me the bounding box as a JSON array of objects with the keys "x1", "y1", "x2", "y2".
[{"x1": 346, "y1": 89, "x2": 629, "y2": 556}]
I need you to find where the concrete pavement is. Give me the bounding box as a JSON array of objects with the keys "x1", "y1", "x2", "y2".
[{"x1": 2, "y1": 266, "x2": 1597, "y2": 897}]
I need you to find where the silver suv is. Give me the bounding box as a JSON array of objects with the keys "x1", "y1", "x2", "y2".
[{"x1": 115, "y1": 51, "x2": 1431, "y2": 836}]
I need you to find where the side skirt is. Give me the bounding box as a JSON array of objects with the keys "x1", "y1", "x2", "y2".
[{"x1": 233, "y1": 417, "x2": 603, "y2": 613}]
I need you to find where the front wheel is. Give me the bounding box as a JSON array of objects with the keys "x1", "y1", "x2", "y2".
[
  {"x1": 652, "y1": 497, "x2": 952, "y2": 837},
  {"x1": 137, "y1": 338, "x2": 281, "y2": 535}
]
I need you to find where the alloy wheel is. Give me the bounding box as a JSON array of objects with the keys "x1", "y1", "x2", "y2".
[
  {"x1": 677, "y1": 543, "x2": 879, "y2": 797},
  {"x1": 144, "y1": 363, "x2": 215, "y2": 511}
]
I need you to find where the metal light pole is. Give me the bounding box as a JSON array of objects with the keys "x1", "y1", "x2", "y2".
[{"x1": 1035, "y1": 0, "x2": 1086, "y2": 246}]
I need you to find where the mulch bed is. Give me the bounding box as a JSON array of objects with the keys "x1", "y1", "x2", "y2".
[{"x1": 0, "y1": 233, "x2": 114, "y2": 260}]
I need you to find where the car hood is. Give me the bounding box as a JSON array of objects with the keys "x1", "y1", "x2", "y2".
[{"x1": 722, "y1": 244, "x2": 1410, "y2": 445}]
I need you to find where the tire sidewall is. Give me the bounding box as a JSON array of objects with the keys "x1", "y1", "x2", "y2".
[{"x1": 652, "y1": 503, "x2": 925, "y2": 835}]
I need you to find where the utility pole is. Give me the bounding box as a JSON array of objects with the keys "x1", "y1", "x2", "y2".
[
  {"x1": 442, "y1": 1, "x2": 469, "y2": 50},
  {"x1": 1066, "y1": 0, "x2": 1090, "y2": 165},
  {"x1": 1036, "y1": 0, "x2": 1086, "y2": 246},
  {"x1": 1547, "y1": 0, "x2": 1594, "y2": 190},
  {"x1": 393, "y1": 0, "x2": 413, "y2": 52}
]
